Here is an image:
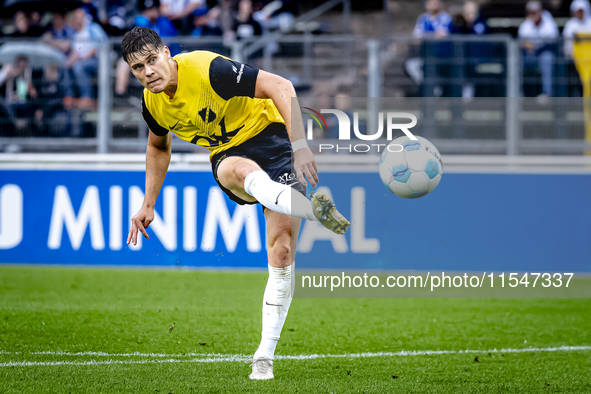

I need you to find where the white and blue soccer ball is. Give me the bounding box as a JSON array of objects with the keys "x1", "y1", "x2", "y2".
[{"x1": 378, "y1": 136, "x2": 443, "y2": 199}]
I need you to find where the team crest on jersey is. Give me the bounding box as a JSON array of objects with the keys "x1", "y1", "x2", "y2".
[{"x1": 198, "y1": 107, "x2": 217, "y2": 123}]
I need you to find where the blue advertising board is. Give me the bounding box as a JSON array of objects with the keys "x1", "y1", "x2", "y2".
[{"x1": 0, "y1": 170, "x2": 590, "y2": 271}]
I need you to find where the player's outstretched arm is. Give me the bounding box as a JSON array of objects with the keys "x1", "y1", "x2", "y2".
[
  {"x1": 127, "y1": 131, "x2": 172, "y2": 246},
  {"x1": 254, "y1": 70, "x2": 318, "y2": 188}
]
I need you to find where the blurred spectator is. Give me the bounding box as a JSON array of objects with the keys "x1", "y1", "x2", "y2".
[
  {"x1": 81, "y1": 0, "x2": 101, "y2": 24},
  {"x1": 42, "y1": 13, "x2": 75, "y2": 113},
  {"x1": 219, "y1": 0, "x2": 237, "y2": 46},
  {"x1": 0, "y1": 55, "x2": 38, "y2": 122},
  {"x1": 413, "y1": 0, "x2": 452, "y2": 97},
  {"x1": 135, "y1": 0, "x2": 179, "y2": 38},
  {"x1": 43, "y1": 12, "x2": 75, "y2": 49},
  {"x1": 579, "y1": 0, "x2": 591, "y2": 18},
  {"x1": 562, "y1": 0, "x2": 591, "y2": 97},
  {"x1": 66, "y1": 7, "x2": 108, "y2": 110},
  {"x1": 563, "y1": 0, "x2": 591, "y2": 57},
  {"x1": 191, "y1": 12, "x2": 205, "y2": 36},
  {"x1": 234, "y1": 0, "x2": 262, "y2": 40},
  {"x1": 253, "y1": 0, "x2": 296, "y2": 33},
  {"x1": 137, "y1": 0, "x2": 180, "y2": 55},
  {"x1": 451, "y1": 1, "x2": 488, "y2": 35},
  {"x1": 310, "y1": 82, "x2": 333, "y2": 142},
  {"x1": 36, "y1": 66, "x2": 69, "y2": 136},
  {"x1": 106, "y1": 0, "x2": 128, "y2": 35},
  {"x1": 190, "y1": 0, "x2": 233, "y2": 44},
  {"x1": 28, "y1": 11, "x2": 45, "y2": 36},
  {"x1": 518, "y1": 0, "x2": 558, "y2": 98},
  {"x1": 330, "y1": 86, "x2": 354, "y2": 140},
  {"x1": 79, "y1": 0, "x2": 127, "y2": 36},
  {"x1": 77, "y1": 0, "x2": 127, "y2": 36},
  {"x1": 412, "y1": 0, "x2": 452, "y2": 38},
  {"x1": 191, "y1": 7, "x2": 222, "y2": 36},
  {"x1": 451, "y1": 1, "x2": 489, "y2": 99},
  {"x1": 10, "y1": 11, "x2": 44, "y2": 38},
  {"x1": 161, "y1": 0, "x2": 208, "y2": 34}
]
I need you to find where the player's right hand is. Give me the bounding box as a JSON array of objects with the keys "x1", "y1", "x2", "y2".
[
  {"x1": 294, "y1": 147, "x2": 319, "y2": 188},
  {"x1": 127, "y1": 206, "x2": 154, "y2": 246}
]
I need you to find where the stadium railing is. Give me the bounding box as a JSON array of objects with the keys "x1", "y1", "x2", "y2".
[
  {"x1": 0, "y1": 35, "x2": 587, "y2": 155},
  {"x1": 2, "y1": 152, "x2": 591, "y2": 174}
]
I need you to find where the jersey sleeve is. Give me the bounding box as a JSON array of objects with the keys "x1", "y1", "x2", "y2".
[
  {"x1": 209, "y1": 56, "x2": 259, "y2": 101},
  {"x1": 141, "y1": 96, "x2": 169, "y2": 137}
]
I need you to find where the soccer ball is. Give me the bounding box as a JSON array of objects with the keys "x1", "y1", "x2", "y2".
[{"x1": 378, "y1": 136, "x2": 443, "y2": 199}]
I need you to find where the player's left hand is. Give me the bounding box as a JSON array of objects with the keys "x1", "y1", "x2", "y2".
[
  {"x1": 294, "y1": 148, "x2": 318, "y2": 188},
  {"x1": 127, "y1": 206, "x2": 154, "y2": 246}
]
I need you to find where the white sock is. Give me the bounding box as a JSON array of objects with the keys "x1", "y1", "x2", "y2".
[
  {"x1": 253, "y1": 263, "x2": 295, "y2": 360},
  {"x1": 244, "y1": 171, "x2": 317, "y2": 221}
]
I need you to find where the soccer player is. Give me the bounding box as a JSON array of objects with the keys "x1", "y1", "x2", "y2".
[{"x1": 123, "y1": 27, "x2": 350, "y2": 380}]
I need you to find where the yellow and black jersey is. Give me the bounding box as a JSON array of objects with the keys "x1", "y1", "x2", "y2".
[{"x1": 141, "y1": 50, "x2": 284, "y2": 159}]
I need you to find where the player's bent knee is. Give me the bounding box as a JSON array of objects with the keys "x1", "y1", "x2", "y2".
[
  {"x1": 236, "y1": 161, "x2": 257, "y2": 179},
  {"x1": 217, "y1": 157, "x2": 260, "y2": 191},
  {"x1": 268, "y1": 237, "x2": 292, "y2": 266}
]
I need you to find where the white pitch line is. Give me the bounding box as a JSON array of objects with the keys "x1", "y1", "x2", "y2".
[
  {"x1": 0, "y1": 357, "x2": 246, "y2": 367},
  {"x1": 32, "y1": 351, "x2": 214, "y2": 358},
  {"x1": 7, "y1": 345, "x2": 591, "y2": 359},
  {"x1": 0, "y1": 346, "x2": 589, "y2": 367}
]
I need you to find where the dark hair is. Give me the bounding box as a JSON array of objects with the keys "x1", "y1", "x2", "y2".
[
  {"x1": 121, "y1": 26, "x2": 164, "y2": 64},
  {"x1": 138, "y1": 0, "x2": 161, "y2": 11},
  {"x1": 336, "y1": 85, "x2": 352, "y2": 96},
  {"x1": 15, "y1": 54, "x2": 29, "y2": 64}
]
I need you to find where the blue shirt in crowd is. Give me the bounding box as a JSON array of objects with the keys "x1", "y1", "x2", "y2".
[
  {"x1": 134, "y1": 16, "x2": 180, "y2": 55},
  {"x1": 413, "y1": 11, "x2": 452, "y2": 37}
]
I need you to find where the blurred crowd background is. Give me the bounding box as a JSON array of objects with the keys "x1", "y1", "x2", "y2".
[{"x1": 0, "y1": 0, "x2": 589, "y2": 155}]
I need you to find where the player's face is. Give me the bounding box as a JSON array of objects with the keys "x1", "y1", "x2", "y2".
[{"x1": 128, "y1": 46, "x2": 172, "y2": 94}]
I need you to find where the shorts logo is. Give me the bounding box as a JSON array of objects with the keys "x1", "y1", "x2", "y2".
[{"x1": 278, "y1": 172, "x2": 299, "y2": 186}]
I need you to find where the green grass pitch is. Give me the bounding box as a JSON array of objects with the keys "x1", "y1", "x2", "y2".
[{"x1": 1, "y1": 265, "x2": 590, "y2": 393}]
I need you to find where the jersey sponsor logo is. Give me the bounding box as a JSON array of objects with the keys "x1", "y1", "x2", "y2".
[
  {"x1": 198, "y1": 107, "x2": 217, "y2": 123},
  {"x1": 190, "y1": 116, "x2": 244, "y2": 147}
]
